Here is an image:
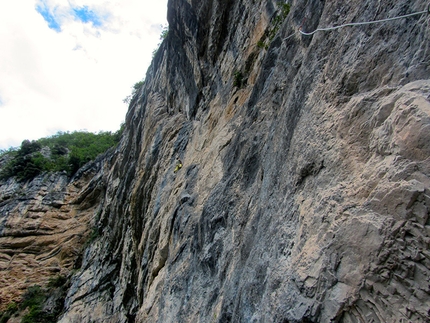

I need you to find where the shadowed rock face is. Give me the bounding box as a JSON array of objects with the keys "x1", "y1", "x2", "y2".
[{"x1": 5, "y1": 0, "x2": 429, "y2": 322}]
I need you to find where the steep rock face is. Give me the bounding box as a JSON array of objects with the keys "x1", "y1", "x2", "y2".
[
  {"x1": 59, "y1": 0, "x2": 430, "y2": 322},
  {"x1": 0, "y1": 156, "x2": 109, "y2": 310}
]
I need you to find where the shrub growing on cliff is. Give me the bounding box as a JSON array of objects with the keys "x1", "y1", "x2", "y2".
[
  {"x1": 6, "y1": 303, "x2": 18, "y2": 313},
  {"x1": 270, "y1": 2, "x2": 290, "y2": 40},
  {"x1": 20, "y1": 285, "x2": 57, "y2": 323},
  {"x1": 64, "y1": 130, "x2": 121, "y2": 174},
  {"x1": 233, "y1": 71, "x2": 245, "y2": 88},
  {"x1": 257, "y1": 2, "x2": 291, "y2": 49},
  {"x1": 123, "y1": 80, "x2": 145, "y2": 105},
  {"x1": 0, "y1": 140, "x2": 47, "y2": 181},
  {"x1": 0, "y1": 302, "x2": 18, "y2": 323},
  {"x1": 152, "y1": 24, "x2": 169, "y2": 57},
  {"x1": 48, "y1": 275, "x2": 68, "y2": 288},
  {"x1": 0, "y1": 129, "x2": 123, "y2": 181},
  {"x1": 19, "y1": 282, "x2": 68, "y2": 323}
]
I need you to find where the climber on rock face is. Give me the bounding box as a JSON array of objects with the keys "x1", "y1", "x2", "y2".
[{"x1": 174, "y1": 155, "x2": 182, "y2": 173}]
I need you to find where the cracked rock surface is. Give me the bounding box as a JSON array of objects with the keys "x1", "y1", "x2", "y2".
[
  {"x1": 0, "y1": 157, "x2": 109, "y2": 311},
  {"x1": 2, "y1": 0, "x2": 430, "y2": 322}
]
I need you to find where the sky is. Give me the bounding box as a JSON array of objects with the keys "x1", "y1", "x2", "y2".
[{"x1": 0, "y1": 0, "x2": 168, "y2": 150}]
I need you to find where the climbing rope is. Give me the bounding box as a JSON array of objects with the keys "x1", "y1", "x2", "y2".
[{"x1": 283, "y1": 5, "x2": 429, "y2": 40}]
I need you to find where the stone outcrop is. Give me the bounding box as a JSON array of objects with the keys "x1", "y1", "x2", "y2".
[
  {"x1": 0, "y1": 155, "x2": 109, "y2": 312},
  {"x1": 2, "y1": 0, "x2": 430, "y2": 322}
]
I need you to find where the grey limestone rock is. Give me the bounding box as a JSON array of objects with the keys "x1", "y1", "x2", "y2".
[{"x1": 53, "y1": 0, "x2": 430, "y2": 322}]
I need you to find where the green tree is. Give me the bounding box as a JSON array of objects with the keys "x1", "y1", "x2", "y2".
[
  {"x1": 152, "y1": 24, "x2": 169, "y2": 57},
  {"x1": 0, "y1": 129, "x2": 124, "y2": 181},
  {"x1": 123, "y1": 80, "x2": 145, "y2": 105}
]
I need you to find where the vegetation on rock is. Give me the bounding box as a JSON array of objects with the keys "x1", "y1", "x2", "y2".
[
  {"x1": 123, "y1": 80, "x2": 145, "y2": 104},
  {"x1": 152, "y1": 24, "x2": 169, "y2": 57},
  {"x1": 257, "y1": 2, "x2": 290, "y2": 49},
  {"x1": 233, "y1": 71, "x2": 245, "y2": 88},
  {"x1": 0, "y1": 128, "x2": 123, "y2": 181},
  {"x1": 0, "y1": 276, "x2": 70, "y2": 323},
  {"x1": 0, "y1": 302, "x2": 18, "y2": 323}
]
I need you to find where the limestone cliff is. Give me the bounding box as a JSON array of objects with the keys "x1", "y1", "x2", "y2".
[
  {"x1": 3, "y1": 0, "x2": 430, "y2": 322},
  {"x1": 0, "y1": 155, "x2": 109, "y2": 315}
]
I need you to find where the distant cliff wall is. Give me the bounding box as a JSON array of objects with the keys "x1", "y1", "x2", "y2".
[
  {"x1": 0, "y1": 154, "x2": 110, "y2": 314},
  {"x1": 11, "y1": 0, "x2": 430, "y2": 322}
]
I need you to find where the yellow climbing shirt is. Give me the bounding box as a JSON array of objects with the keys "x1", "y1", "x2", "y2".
[{"x1": 174, "y1": 160, "x2": 182, "y2": 173}]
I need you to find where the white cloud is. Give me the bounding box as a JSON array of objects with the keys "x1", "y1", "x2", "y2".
[{"x1": 0, "y1": 0, "x2": 168, "y2": 149}]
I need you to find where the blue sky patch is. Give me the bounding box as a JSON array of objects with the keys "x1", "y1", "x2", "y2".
[
  {"x1": 72, "y1": 6, "x2": 103, "y2": 27},
  {"x1": 36, "y1": 2, "x2": 105, "y2": 32},
  {"x1": 35, "y1": 1, "x2": 62, "y2": 32}
]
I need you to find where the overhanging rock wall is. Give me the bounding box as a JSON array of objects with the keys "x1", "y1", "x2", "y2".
[{"x1": 59, "y1": 0, "x2": 430, "y2": 322}]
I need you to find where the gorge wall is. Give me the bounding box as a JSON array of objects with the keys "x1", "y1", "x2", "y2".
[
  {"x1": 2, "y1": 0, "x2": 430, "y2": 322},
  {"x1": 0, "y1": 154, "x2": 109, "y2": 316}
]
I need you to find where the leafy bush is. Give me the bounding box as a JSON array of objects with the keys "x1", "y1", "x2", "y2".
[
  {"x1": 21, "y1": 307, "x2": 56, "y2": 323},
  {"x1": 257, "y1": 39, "x2": 266, "y2": 49},
  {"x1": 0, "y1": 129, "x2": 124, "y2": 181},
  {"x1": 269, "y1": 2, "x2": 290, "y2": 39},
  {"x1": 47, "y1": 275, "x2": 68, "y2": 288},
  {"x1": 152, "y1": 24, "x2": 169, "y2": 57},
  {"x1": 233, "y1": 71, "x2": 245, "y2": 88},
  {"x1": 0, "y1": 140, "x2": 46, "y2": 181},
  {"x1": 0, "y1": 277, "x2": 70, "y2": 323},
  {"x1": 6, "y1": 302, "x2": 18, "y2": 313},
  {"x1": 160, "y1": 24, "x2": 169, "y2": 40},
  {"x1": 0, "y1": 302, "x2": 18, "y2": 323},
  {"x1": 21, "y1": 285, "x2": 45, "y2": 310},
  {"x1": 20, "y1": 285, "x2": 56, "y2": 323},
  {"x1": 21, "y1": 276, "x2": 69, "y2": 323},
  {"x1": 123, "y1": 80, "x2": 145, "y2": 105},
  {"x1": 0, "y1": 313, "x2": 11, "y2": 323}
]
